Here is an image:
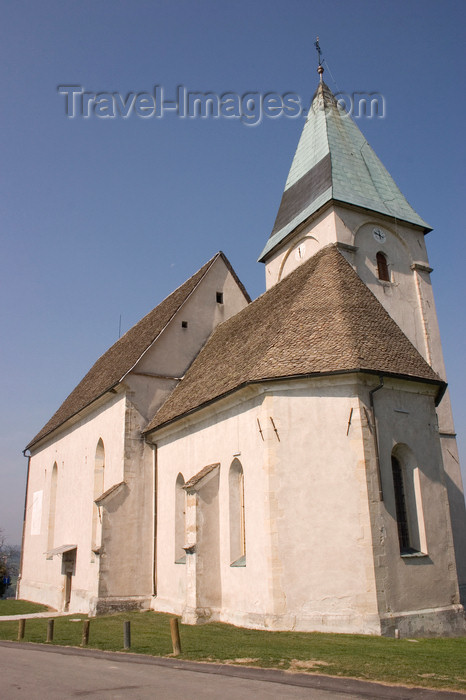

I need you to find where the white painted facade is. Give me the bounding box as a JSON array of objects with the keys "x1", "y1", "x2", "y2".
[
  {"x1": 19, "y1": 100, "x2": 466, "y2": 637},
  {"x1": 19, "y1": 257, "x2": 249, "y2": 615},
  {"x1": 149, "y1": 374, "x2": 464, "y2": 636},
  {"x1": 20, "y1": 392, "x2": 126, "y2": 612}
]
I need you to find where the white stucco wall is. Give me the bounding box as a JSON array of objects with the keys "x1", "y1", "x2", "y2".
[
  {"x1": 263, "y1": 385, "x2": 379, "y2": 633},
  {"x1": 151, "y1": 376, "x2": 382, "y2": 634},
  {"x1": 264, "y1": 207, "x2": 338, "y2": 289},
  {"x1": 151, "y1": 374, "x2": 465, "y2": 636},
  {"x1": 19, "y1": 393, "x2": 126, "y2": 612},
  {"x1": 153, "y1": 388, "x2": 269, "y2": 624},
  {"x1": 368, "y1": 381, "x2": 460, "y2": 611}
]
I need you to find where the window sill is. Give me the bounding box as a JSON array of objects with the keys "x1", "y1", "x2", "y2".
[
  {"x1": 400, "y1": 551, "x2": 428, "y2": 559},
  {"x1": 230, "y1": 555, "x2": 246, "y2": 567}
]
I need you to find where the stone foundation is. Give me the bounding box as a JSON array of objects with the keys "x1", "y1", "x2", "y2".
[
  {"x1": 93, "y1": 596, "x2": 151, "y2": 616},
  {"x1": 156, "y1": 597, "x2": 466, "y2": 638},
  {"x1": 380, "y1": 604, "x2": 466, "y2": 638}
]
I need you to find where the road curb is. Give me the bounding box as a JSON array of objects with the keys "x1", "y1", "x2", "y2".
[
  {"x1": 0, "y1": 640, "x2": 463, "y2": 699},
  {"x1": 0, "y1": 612, "x2": 69, "y2": 621}
]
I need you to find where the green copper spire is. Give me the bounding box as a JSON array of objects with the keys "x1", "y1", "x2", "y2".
[{"x1": 259, "y1": 80, "x2": 430, "y2": 262}]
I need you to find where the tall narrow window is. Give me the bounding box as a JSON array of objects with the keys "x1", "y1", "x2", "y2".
[
  {"x1": 391, "y1": 446, "x2": 427, "y2": 555},
  {"x1": 46, "y1": 463, "x2": 58, "y2": 558},
  {"x1": 92, "y1": 439, "x2": 105, "y2": 554},
  {"x1": 175, "y1": 473, "x2": 186, "y2": 564},
  {"x1": 229, "y1": 459, "x2": 246, "y2": 566},
  {"x1": 391, "y1": 456, "x2": 410, "y2": 552},
  {"x1": 376, "y1": 251, "x2": 390, "y2": 281}
]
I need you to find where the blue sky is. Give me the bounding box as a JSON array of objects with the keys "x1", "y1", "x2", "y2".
[{"x1": 1, "y1": 0, "x2": 465, "y2": 544}]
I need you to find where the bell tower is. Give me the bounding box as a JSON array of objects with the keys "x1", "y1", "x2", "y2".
[{"x1": 259, "y1": 63, "x2": 466, "y2": 601}]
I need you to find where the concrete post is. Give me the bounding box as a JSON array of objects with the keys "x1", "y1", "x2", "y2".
[
  {"x1": 81, "y1": 620, "x2": 90, "y2": 646},
  {"x1": 46, "y1": 619, "x2": 54, "y2": 643},
  {"x1": 123, "y1": 620, "x2": 131, "y2": 649}
]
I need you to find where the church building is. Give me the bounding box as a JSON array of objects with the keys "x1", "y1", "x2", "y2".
[{"x1": 19, "y1": 71, "x2": 466, "y2": 637}]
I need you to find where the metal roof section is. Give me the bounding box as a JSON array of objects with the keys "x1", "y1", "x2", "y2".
[
  {"x1": 94, "y1": 481, "x2": 126, "y2": 506},
  {"x1": 45, "y1": 544, "x2": 77, "y2": 557},
  {"x1": 259, "y1": 81, "x2": 431, "y2": 262}
]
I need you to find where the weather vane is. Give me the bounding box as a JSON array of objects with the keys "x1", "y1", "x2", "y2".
[{"x1": 314, "y1": 36, "x2": 324, "y2": 81}]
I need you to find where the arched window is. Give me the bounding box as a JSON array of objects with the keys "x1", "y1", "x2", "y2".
[
  {"x1": 46, "y1": 463, "x2": 58, "y2": 558},
  {"x1": 174, "y1": 473, "x2": 186, "y2": 564},
  {"x1": 229, "y1": 459, "x2": 246, "y2": 566},
  {"x1": 376, "y1": 251, "x2": 390, "y2": 281},
  {"x1": 391, "y1": 446, "x2": 427, "y2": 555},
  {"x1": 91, "y1": 439, "x2": 105, "y2": 554}
]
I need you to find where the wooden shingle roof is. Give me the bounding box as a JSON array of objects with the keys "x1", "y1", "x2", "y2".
[
  {"x1": 145, "y1": 245, "x2": 443, "y2": 433},
  {"x1": 26, "y1": 253, "x2": 232, "y2": 450}
]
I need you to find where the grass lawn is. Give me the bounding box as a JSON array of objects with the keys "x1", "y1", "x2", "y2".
[
  {"x1": 0, "y1": 599, "x2": 49, "y2": 615},
  {"x1": 0, "y1": 610, "x2": 464, "y2": 692}
]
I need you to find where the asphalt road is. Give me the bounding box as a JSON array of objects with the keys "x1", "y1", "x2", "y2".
[{"x1": 0, "y1": 642, "x2": 463, "y2": 700}]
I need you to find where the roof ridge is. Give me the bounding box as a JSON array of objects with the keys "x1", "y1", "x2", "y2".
[{"x1": 217, "y1": 251, "x2": 252, "y2": 303}]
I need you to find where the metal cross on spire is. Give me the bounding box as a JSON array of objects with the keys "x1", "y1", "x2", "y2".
[{"x1": 314, "y1": 36, "x2": 324, "y2": 81}]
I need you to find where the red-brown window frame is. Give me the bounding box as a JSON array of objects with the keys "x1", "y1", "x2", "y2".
[{"x1": 376, "y1": 251, "x2": 390, "y2": 281}]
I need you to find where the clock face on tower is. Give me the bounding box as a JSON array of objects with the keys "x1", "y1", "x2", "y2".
[{"x1": 372, "y1": 227, "x2": 386, "y2": 244}]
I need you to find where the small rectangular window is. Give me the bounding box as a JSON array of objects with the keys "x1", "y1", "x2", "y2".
[
  {"x1": 216, "y1": 292, "x2": 223, "y2": 304},
  {"x1": 181, "y1": 321, "x2": 188, "y2": 329}
]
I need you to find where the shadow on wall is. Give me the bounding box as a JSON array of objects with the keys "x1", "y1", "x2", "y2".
[{"x1": 444, "y1": 471, "x2": 466, "y2": 605}]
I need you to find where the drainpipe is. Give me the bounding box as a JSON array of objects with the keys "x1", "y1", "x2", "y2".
[
  {"x1": 369, "y1": 377, "x2": 384, "y2": 501},
  {"x1": 147, "y1": 441, "x2": 157, "y2": 597},
  {"x1": 18, "y1": 450, "x2": 32, "y2": 598}
]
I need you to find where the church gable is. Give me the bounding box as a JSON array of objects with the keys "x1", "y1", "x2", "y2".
[
  {"x1": 124, "y1": 252, "x2": 251, "y2": 422},
  {"x1": 145, "y1": 244, "x2": 443, "y2": 434},
  {"x1": 27, "y1": 251, "x2": 250, "y2": 450}
]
